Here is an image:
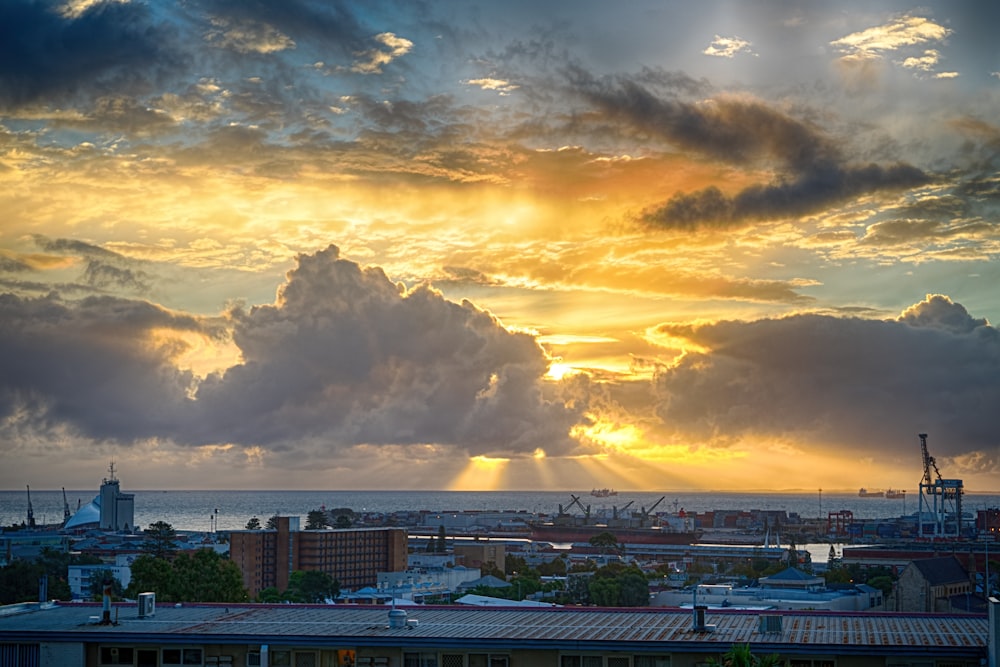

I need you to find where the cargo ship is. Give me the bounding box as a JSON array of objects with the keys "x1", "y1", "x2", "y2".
[
  {"x1": 885, "y1": 488, "x2": 905, "y2": 499},
  {"x1": 858, "y1": 488, "x2": 884, "y2": 497},
  {"x1": 529, "y1": 494, "x2": 701, "y2": 545}
]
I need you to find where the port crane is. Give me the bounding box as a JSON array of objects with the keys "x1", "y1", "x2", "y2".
[
  {"x1": 26, "y1": 485, "x2": 36, "y2": 528},
  {"x1": 62, "y1": 487, "x2": 71, "y2": 525},
  {"x1": 917, "y1": 433, "x2": 964, "y2": 538}
]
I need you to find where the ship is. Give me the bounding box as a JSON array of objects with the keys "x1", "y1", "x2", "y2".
[
  {"x1": 858, "y1": 488, "x2": 885, "y2": 497},
  {"x1": 529, "y1": 494, "x2": 701, "y2": 545},
  {"x1": 590, "y1": 488, "x2": 618, "y2": 498},
  {"x1": 885, "y1": 488, "x2": 905, "y2": 499}
]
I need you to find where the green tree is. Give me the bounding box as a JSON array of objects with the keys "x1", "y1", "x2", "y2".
[
  {"x1": 708, "y1": 643, "x2": 780, "y2": 667},
  {"x1": 588, "y1": 531, "x2": 622, "y2": 556},
  {"x1": 265, "y1": 515, "x2": 280, "y2": 530},
  {"x1": 437, "y1": 525, "x2": 447, "y2": 552},
  {"x1": 306, "y1": 510, "x2": 327, "y2": 530},
  {"x1": 285, "y1": 570, "x2": 339, "y2": 603},
  {"x1": 141, "y1": 521, "x2": 178, "y2": 559},
  {"x1": 425, "y1": 536, "x2": 436, "y2": 552},
  {"x1": 480, "y1": 560, "x2": 505, "y2": 579},
  {"x1": 88, "y1": 570, "x2": 125, "y2": 601},
  {"x1": 334, "y1": 514, "x2": 353, "y2": 529},
  {"x1": 126, "y1": 554, "x2": 176, "y2": 600},
  {"x1": 245, "y1": 516, "x2": 262, "y2": 530},
  {"x1": 618, "y1": 570, "x2": 650, "y2": 607},
  {"x1": 257, "y1": 587, "x2": 282, "y2": 603},
  {"x1": 588, "y1": 576, "x2": 620, "y2": 606},
  {"x1": 867, "y1": 575, "x2": 894, "y2": 598},
  {"x1": 170, "y1": 550, "x2": 248, "y2": 603}
]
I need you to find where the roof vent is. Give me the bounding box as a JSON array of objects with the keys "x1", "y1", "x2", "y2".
[
  {"x1": 759, "y1": 614, "x2": 783, "y2": 634},
  {"x1": 388, "y1": 608, "x2": 408, "y2": 629},
  {"x1": 692, "y1": 605, "x2": 715, "y2": 633}
]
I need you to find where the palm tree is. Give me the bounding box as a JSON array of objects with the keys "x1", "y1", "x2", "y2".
[{"x1": 708, "y1": 643, "x2": 781, "y2": 667}]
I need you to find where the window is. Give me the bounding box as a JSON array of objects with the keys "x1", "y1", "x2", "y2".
[
  {"x1": 163, "y1": 648, "x2": 204, "y2": 665},
  {"x1": 404, "y1": 653, "x2": 438, "y2": 667},
  {"x1": 561, "y1": 656, "x2": 604, "y2": 667},
  {"x1": 634, "y1": 658, "x2": 669, "y2": 667},
  {"x1": 101, "y1": 647, "x2": 135, "y2": 665}
]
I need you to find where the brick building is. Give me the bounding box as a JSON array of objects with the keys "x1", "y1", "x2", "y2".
[
  {"x1": 895, "y1": 555, "x2": 971, "y2": 612},
  {"x1": 229, "y1": 516, "x2": 407, "y2": 598}
]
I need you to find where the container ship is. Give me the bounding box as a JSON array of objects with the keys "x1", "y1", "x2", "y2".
[{"x1": 529, "y1": 494, "x2": 701, "y2": 545}]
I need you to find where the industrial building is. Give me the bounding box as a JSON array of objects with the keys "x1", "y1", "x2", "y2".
[
  {"x1": 0, "y1": 598, "x2": 995, "y2": 667},
  {"x1": 228, "y1": 516, "x2": 408, "y2": 598}
]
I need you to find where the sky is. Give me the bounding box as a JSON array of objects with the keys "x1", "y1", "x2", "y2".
[{"x1": 1, "y1": 0, "x2": 999, "y2": 493}]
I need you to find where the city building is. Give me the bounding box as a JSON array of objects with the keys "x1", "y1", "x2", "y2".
[
  {"x1": 63, "y1": 463, "x2": 135, "y2": 532},
  {"x1": 895, "y1": 555, "x2": 973, "y2": 613},
  {"x1": 229, "y1": 516, "x2": 407, "y2": 598},
  {"x1": 454, "y1": 543, "x2": 506, "y2": 570},
  {"x1": 67, "y1": 558, "x2": 133, "y2": 602},
  {"x1": 0, "y1": 598, "x2": 994, "y2": 667}
]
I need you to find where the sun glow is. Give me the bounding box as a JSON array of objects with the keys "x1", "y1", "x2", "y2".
[{"x1": 448, "y1": 455, "x2": 511, "y2": 490}]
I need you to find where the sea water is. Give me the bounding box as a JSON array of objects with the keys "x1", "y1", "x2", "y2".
[{"x1": 3, "y1": 488, "x2": 997, "y2": 533}]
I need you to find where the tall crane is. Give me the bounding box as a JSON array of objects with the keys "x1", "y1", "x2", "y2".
[
  {"x1": 917, "y1": 433, "x2": 964, "y2": 537},
  {"x1": 919, "y1": 433, "x2": 941, "y2": 487},
  {"x1": 26, "y1": 485, "x2": 36, "y2": 528},
  {"x1": 62, "y1": 487, "x2": 71, "y2": 524}
]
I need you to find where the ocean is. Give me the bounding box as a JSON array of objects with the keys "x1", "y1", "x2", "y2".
[{"x1": 3, "y1": 488, "x2": 998, "y2": 533}]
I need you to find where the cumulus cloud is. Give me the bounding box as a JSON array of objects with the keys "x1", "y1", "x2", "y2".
[
  {"x1": 465, "y1": 77, "x2": 520, "y2": 95},
  {"x1": 0, "y1": 246, "x2": 583, "y2": 463},
  {"x1": 205, "y1": 17, "x2": 296, "y2": 54},
  {"x1": 650, "y1": 295, "x2": 999, "y2": 472},
  {"x1": 702, "y1": 35, "x2": 755, "y2": 59},
  {"x1": 830, "y1": 14, "x2": 951, "y2": 61}
]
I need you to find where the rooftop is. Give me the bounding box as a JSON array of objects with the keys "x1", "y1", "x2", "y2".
[{"x1": 0, "y1": 601, "x2": 989, "y2": 659}]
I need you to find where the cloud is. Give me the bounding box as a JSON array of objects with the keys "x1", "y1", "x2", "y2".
[
  {"x1": 351, "y1": 32, "x2": 413, "y2": 74},
  {"x1": 830, "y1": 14, "x2": 951, "y2": 61},
  {"x1": 702, "y1": 35, "x2": 755, "y2": 59},
  {"x1": 31, "y1": 236, "x2": 153, "y2": 293},
  {"x1": 831, "y1": 14, "x2": 954, "y2": 80},
  {"x1": 194, "y1": 245, "x2": 580, "y2": 456},
  {"x1": 204, "y1": 17, "x2": 296, "y2": 54},
  {"x1": 650, "y1": 295, "x2": 999, "y2": 472},
  {"x1": 569, "y1": 72, "x2": 929, "y2": 228},
  {"x1": 0, "y1": 0, "x2": 185, "y2": 109},
  {"x1": 0, "y1": 246, "x2": 583, "y2": 463},
  {"x1": 465, "y1": 78, "x2": 520, "y2": 95},
  {"x1": 0, "y1": 293, "x2": 201, "y2": 442}
]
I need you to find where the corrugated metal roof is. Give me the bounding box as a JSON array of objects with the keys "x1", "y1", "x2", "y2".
[{"x1": 0, "y1": 602, "x2": 988, "y2": 656}]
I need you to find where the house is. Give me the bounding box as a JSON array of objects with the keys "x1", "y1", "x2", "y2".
[{"x1": 896, "y1": 555, "x2": 972, "y2": 612}]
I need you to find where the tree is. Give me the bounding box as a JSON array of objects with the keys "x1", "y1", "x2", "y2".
[
  {"x1": 306, "y1": 510, "x2": 327, "y2": 530},
  {"x1": 141, "y1": 521, "x2": 178, "y2": 559},
  {"x1": 265, "y1": 515, "x2": 280, "y2": 530},
  {"x1": 125, "y1": 551, "x2": 248, "y2": 603},
  {"x1": 589, "y1": 531, "x2": 622, "y2": 556},
  {"x1": 588, "y1": 576, "x2": 620, "y2": 606},
  {"x1": 127, "y1": 555, "x2": 176, "y2": 600},
  {"x1": 437, "y1": 525, "x2": 447, "y2": 552},
  {"x1": 245, "y1": 516, "x2": 262, "y2": 530},
  {"x1": 88, "y1": 570, "x2": 125, "y2": 602},
  {"x1": 285, "y1": 570, "x2": 339, "y2": 603},
  {"x1": 334, "y1": 515, "x2": 352, "y2": 529},
  {"x1": 618, "y1": 570, "x2": 650, "y2": 607},
  {"x1": 708, "y1": 643, "x2": 781, "y2": 667}
]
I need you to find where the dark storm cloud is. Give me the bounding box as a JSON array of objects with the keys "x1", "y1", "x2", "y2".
[
  {"x1": 0, "y1": 292, "x2": 199, "y2": 441},
  {"x1": 32, "y1": 235, "x2": 152, "y2": 293},
  {"x1": 567, "y1": 70, "x2": 930, "y2": 229},
  {"x1": 652, "y1": 295, "x2": 999, "y2": 472},
  {"x1": 0, "y1": 247, "x2": 583, "y2": 459},
  {"x1": 0, "y1": 0, "x2": 185, "y2": 109},
  {"x1": 193, "y1": 245, "x2": 581, "y2": 456},
  {"x1": 0, "y1": 255, "x2": 32, "y2": 273}
]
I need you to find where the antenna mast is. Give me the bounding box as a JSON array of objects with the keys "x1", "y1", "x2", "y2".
[{"x1": 26, "y1": 485, "x2": 36, "y2": 528}]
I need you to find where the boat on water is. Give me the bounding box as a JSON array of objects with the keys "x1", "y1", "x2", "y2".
[
  {"x1": 590, "y1": 488, "x2": 618, "y2": 498},
  {"x1": 530, "y1": 494, "x2": 700, "y2": 545},
  {"x1": 858, "y1": 488, "x2": 885, "y2": 497},
  {"x1": 885, "y1": 488, "x2": 905, "y2": 499}
]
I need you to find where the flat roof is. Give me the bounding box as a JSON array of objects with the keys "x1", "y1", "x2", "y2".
[{"x1": 0, "y1": 602, "x2": 988, "y2": 659}]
